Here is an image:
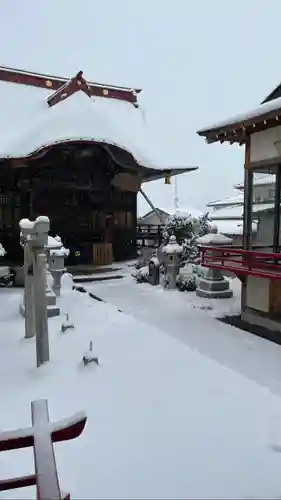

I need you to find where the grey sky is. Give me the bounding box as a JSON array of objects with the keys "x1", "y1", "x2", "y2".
[{"x1": 0, "y1": 0, "x2": 279, "y2": 214}]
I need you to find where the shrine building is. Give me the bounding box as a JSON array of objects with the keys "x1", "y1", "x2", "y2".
[
  {"x1": 0, "y1": 66, "x2": 197, "y2": 267},
  {"x1": 197, "y1": 79, "x2": 281, "y2": 334}
]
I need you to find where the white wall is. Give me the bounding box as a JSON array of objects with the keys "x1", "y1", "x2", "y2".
[
  {"x1": 253, "y1": 184, "x2": 275, "y2": 202},
  {"x1": 250, "y1": 126, "x2": 281, "y2": 163}
]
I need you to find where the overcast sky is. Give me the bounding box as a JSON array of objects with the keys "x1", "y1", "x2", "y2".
[{"x1": 1, "y1": 0, "x2": 280, "y2": 214}]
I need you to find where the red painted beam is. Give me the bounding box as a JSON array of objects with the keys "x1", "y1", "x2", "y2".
[
  {"x1": 47, "y1": 71, "x2": 92, "y2": 107},
  {"x1": 0, "y1": 66, "x2": 140, "y2": 106},
  {"x1": 0, "y1": 399, "x2": 86, "y2": 500},
  {"x1": 0, "y1": 474, "x2": 36, "y2": 491}
]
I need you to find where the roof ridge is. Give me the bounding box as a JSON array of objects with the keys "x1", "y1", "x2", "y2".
[{"x1": 0, "y1": 66, "x2": 140, "y2": 106}]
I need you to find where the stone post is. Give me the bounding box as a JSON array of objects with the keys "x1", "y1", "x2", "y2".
[
  {"x1": 162, "y1": 235, "x2": 182, "y2": 289},
  {"x1": 148, "y1": 255, "x2": 160, "y2": 285},
  {"x1": 20, "y1": 242, "x2": 35, "y2": 338},
  {"x1": 19, "y1": 216, "x2": 50, "y2": 367},
  {"x1": 196, "y1": 231, "x2": 233, "y2": 299}
]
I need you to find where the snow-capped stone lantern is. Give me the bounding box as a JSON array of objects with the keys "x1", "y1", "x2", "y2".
[
  {"x1": 196, "y1": 231, "x2": 233, "y2": 299},
  {"x1": 162, "y1": 235, "x2": 182, "y2": 289},
  {"x1": 48, "y1": 236, "x2": 70, "y2": 297}
]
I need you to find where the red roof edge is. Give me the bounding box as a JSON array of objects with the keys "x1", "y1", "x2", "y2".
[{"x1": 0, "y1": 65, "x2": 141, "y2": 107}]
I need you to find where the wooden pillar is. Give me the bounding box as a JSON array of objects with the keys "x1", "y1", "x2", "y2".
[
  {"x1": 273, "y1": 164, "x2": 281, "y2": 253},
  {"x1": 243, "y1": 136, "x2": 253, "y2": 251},
  {"x1": 241, "y1": 135, "x2": 252, "y2": 312}
]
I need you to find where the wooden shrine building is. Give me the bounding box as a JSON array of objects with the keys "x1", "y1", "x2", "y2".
[
  {"x1": 0, "y1": 66, "x2": 197, "y2": 266},
  {"x1": 197, "y1": 78, "x2": 281, "y2": 334}
]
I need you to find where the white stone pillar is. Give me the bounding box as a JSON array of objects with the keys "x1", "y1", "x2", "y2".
[
  {"x1": 33, "y1": 248, "x2": 49, "y2": 366},
  {"x1": 19, "y1": 216, "x2": 50, "y2": 367},
  {"x1": 23, "y1": 245, "x2": 35, "y2": 338}
]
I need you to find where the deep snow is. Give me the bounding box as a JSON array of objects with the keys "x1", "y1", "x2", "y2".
[{"x1": 1, "y1": 279, "x2": 281, "y2": 499}]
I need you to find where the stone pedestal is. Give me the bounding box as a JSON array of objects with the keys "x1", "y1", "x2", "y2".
[{"x1": 196, "y1": 232, "x2": 233, "y2": 299}]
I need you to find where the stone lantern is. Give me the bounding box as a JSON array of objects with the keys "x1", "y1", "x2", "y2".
[
  {"x1": 162, "y1": 235, "x2": 182, "y2": 289},
  {"x1": 48, "y1": 236, "x2": 70, "y2": 297},
  {"x1": 196, "y1": 231, "x2": 233, "y2": 298}
]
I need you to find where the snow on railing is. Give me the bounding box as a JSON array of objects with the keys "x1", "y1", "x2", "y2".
[{"x1": 0, "y1": 399, "x2": 87, "y2": 500}]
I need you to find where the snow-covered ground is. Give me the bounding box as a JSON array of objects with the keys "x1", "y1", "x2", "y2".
[{"x1": 1, "y1": 279, "x2": 281, "y2": 499}]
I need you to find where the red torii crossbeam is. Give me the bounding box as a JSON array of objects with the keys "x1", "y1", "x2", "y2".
[{"x1": 0, "y1": 399, "x2": 87, "y2": 500}]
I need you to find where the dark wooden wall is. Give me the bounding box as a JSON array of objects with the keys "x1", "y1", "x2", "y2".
[{"x1": 0, "y1": 144, "x2": 137, "y2": 265}]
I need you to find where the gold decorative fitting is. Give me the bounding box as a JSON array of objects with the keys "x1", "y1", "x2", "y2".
[
  {"x1": 46, "y1": 80, "x2": 52, "y2": 88},
  {"x1": 264, "y1": 120, "x2": 267, "y2": 125},
  {"x1": 253, "y1": 123, "x2": 256, "y2": 128},
  {"x1": 102, "y1": 88, "x2": 109, "y2": 96},
  {"x1": 77, "y1": 80, "x2": 82, "y2": 86}
]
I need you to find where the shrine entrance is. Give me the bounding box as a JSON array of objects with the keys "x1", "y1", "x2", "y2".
[{"x1": 0, "y1": 142, "x2": 137, "y2": 266}]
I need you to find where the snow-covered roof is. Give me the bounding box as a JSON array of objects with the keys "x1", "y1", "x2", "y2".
[
  {"x1": 214, "y1": 219, "x2": 258, "y2": 236},
  {"x1": 138, "y1": 205, "x2": 203, "y2": 221},
  {"x1": 207, "y1": 192, "x2": 244, "y2": 208},
  {"x1": 234, "y1": 175, "x2": 275, "y2": 190},
  {"x1": 209, "y1": 205, "x2": 244, "y2": 219},
  {"x1": 210, "y1": 202, "x2": 276, "y2": 220},
  {"x1": 197, "y1": 95, "x2": 281, "y2": 137},
  {"x1": 0, "y1": 79, "x2": 198, "y2": 179}
]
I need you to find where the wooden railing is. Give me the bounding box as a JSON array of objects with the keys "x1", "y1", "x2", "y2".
[
  {"x1": 199, "y1": 245, "x2": 281, "y2": 280},
  {"x1": 0, "y1": 399, "x2": 87, "y2": 500},
  {"x1": 136, "y1": 224, "x2": 164, "y2": 247}
]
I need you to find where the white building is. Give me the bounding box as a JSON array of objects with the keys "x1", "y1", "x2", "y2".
[{"x1": 207, "y1": 174, "x2": 276, "y2": 244}]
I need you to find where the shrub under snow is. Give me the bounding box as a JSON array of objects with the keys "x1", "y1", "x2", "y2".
[{"x1": 162, "y1": 212, "x2": 212, "y2": 265}]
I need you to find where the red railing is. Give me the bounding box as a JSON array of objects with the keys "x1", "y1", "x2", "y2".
[
  {"x1": 199, "y1": 245, "x2": 281, "y2": 280},
  {"x1": 0, "y1": 399, "x2": 87, "y2": 500}
]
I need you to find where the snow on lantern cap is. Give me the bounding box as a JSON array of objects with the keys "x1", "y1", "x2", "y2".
[
  {"x1": 197, "y1": 232, "x2": 233, "y2": 246},
  {"x1": 162, "y1": 235, "x2": 183, "y2": 254}
]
